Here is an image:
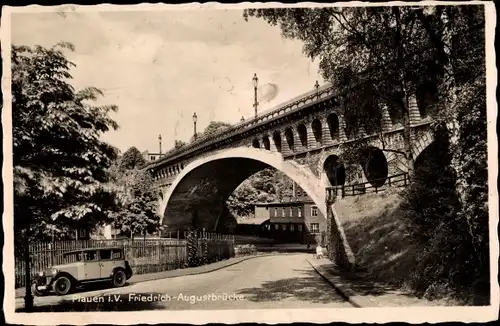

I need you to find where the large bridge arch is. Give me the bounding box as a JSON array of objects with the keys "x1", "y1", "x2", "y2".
[
  {"x1": 158, "y1": 147, "x2": 328, "y2": 230},
  {"x1": 157, "y1": 148, "x2": 352, "y2": 257}
]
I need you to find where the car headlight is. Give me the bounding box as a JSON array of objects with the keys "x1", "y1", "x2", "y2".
[
  {"x1": 50, "y1": 268, "x2": 58, "y2": 276},
  {"x1": 38, "y1": 271, "x2": 44, "y2": 277}
]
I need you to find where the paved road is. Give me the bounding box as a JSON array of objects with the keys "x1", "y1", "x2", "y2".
[{"x1": 17, "y1": 254, "x2": 352, "y2": 311}]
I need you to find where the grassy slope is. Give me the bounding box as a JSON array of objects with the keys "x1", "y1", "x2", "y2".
[
  {"x1": 335, "y1": 189, "x2": 465, "y2": 305},
  {"x1": 335, "y1": 189, "x2": 420, "y2": 287}
]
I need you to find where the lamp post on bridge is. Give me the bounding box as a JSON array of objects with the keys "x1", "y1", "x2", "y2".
[
  {"x1": 158, "y1": 134, "x2": 162, "y2": 156},
  {"x1": 315, "y1": 80, "x2": 320, "y2": 99},
  {"x1": 193, "y1": 112, "x2": 198, "y2": 140},
  {"x1": 253, "y1": 73, "x2": 259, "y2": 119}
]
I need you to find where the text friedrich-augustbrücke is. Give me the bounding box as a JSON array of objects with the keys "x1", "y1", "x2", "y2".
[{"x1": 72, "y1": 292, "x2": 245, "y2": 303}]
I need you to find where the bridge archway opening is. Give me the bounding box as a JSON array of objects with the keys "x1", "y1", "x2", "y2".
[
  {"x1": 297, "y1": 124, "x2": 308, "y2": 149},
  {"x1": 312, "y1": 119, "x2": 322, "y2": 145},
  {"x1": 262, "y1": 136, "x2": 271, "y2": 150},
  {"x1": 252, "y1": 139, "x2": 260, "y2": 148},
  {"x1": 159, "y1": 148, "x2": 326, "y2": 236},
  {"x1": 285, "y1": 128, "x2": 295, "y2": 152},
  {"x1": 323, "y1": 155, "x2": 346, "y2": 186},
  {"x1": 327, "y1": 114, "x2": 339, "y2": 141},
  {"x1": 359, "y1": 147, "x2": 388, "y2": 187},
  {"x1": 414, "y1": 140, "x2": 442, "y2": 173},
  {"x1": 272, "y1": 131, "x2": 282, "y2": 152}
]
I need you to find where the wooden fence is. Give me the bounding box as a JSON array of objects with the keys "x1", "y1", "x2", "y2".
[
  {"x1": 326, "y1": 173, "x2": 409, "y2": 199},
  {"x1": 15, "y1": 234, "x2": 235, "y2": 288}
]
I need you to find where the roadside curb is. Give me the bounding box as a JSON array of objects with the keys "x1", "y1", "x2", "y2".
[
  {"x1": 15, "y1": 253, "x2": 279, "y2": 299},
  {"x1": 306, "y1": 258, "x2": 370, "y2": 308}
]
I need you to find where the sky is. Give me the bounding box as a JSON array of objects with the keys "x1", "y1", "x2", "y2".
[{"x1": 11, "y1": 8, "x2": 322, "y2": 154}]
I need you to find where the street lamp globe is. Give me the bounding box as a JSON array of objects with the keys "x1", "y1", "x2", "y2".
[
  {"x1": 252, "y1": 73, "x2": 259, "y2": 88},
  {"x1": 193, "y1": 112, "x2": 198, "y2": 123}
]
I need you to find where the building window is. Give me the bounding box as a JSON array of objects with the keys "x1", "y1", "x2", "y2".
[
  {"x1": 274, "y1": 208, "x2": 278, "y2": 216},
  {"x1": 298, "y1": 208, "x2": 302, "y2": 218},
  {"x1": 151, "y1": 156, "x2": 156, "y2": 160},
  {"x1": 297, "y1": 190, "x2": 302, "y2": 197},
  {"x1": 275, "y1": 224, "x2": 279, "y2": 230},
  {"x1": 290, "y1": 224, "x2": 295, "y2": 232},
  {"x1": 282, "y1": 208, "x2": 286, "y2": 216},
  {"x1": 311, "y1": 206, "x2": 318, "y2": 217},
  {"x1": 282, "y1": 224, "x2": 287, "y2": 231},
  {"x1": 298, "y1": 224, "x2": 303, "y2": 232},
  {"x1": 79, "y1": 229, "x2": 86, "y2": 238},
  {"x1": 289, "y1": 207, "x2": 293, "y2": 217},
  {"x1": 310, "y1": 223, "x2": 320, "y2": 233}
]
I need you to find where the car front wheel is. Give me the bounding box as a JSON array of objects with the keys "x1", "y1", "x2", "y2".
[
  {"x1": 112, "y1": 270, "x2": 126, "y2": 287},
  {"x1": 31, "y1": 281, "x2": 44, "y2": 297},
  {"x1": 54, "y1": 276, "x2": 72, "y2": 296}
]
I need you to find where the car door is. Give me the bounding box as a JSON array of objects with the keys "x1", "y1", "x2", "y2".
[
  {"x1": 82, "y1": 250, "x2": 101, "y2": 280},
  {"x1": 98, "y1": 249, "x2": 116, "y2": 279}
]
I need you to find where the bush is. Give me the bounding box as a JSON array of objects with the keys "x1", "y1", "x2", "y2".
[
  {"x1": 401, "y1": 125, "x2": 487, "y2": 302},
  {"x1": 185, "y1": 230, "x2": 199, "y2": 268},
  {"x1": 234, "y1": 244, "x2": 257, "y2": 256}
]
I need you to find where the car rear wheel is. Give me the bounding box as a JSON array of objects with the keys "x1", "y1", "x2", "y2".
[
  {"x1": 112, "y1": 270, "x2": 126, "y2": 287},
  {"x1": 54, "y1": 276, "x2": 72, "y2": 296},
  {"x1": 31, "y1": 282, "x2": 44, "y2": 297}
]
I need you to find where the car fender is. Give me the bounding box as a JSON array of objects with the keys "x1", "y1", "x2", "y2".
[
  {"x1": 54, "y1": 271, "x2": 77, "y2": 285},
  {"x1": 110, "y1": 266, "x2": 125, "y2": 278},
  {"x1": 32, "y1": 275, "x2": 45, "y2": 284}
]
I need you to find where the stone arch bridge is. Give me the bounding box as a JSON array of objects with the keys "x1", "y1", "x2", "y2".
[{"x1": 144, "y1": 82, "x2": 435, "y2": 253}]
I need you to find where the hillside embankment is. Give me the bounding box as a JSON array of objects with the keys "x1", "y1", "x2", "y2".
[{"x1": 334, "y1": 189, "x2": 461, "y2": 305}]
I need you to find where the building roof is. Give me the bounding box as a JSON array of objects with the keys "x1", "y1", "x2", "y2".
[
  {"x1": 254, "y1": 198, "x2": 315, "y2": 206},
  {"x1": 237, "y1": 216, "x2": 270, "y2": 225}
]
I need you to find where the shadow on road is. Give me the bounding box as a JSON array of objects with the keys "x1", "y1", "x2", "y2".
[
  {"x1": 237, "y1": 268, "x2": 346, "y2": 304},
  {"x1": 320, "y1": 262, "x2": 407, "y2": 297},
  {"x1": 16, "y1": 292, "x2": 169, "y2": 312}
]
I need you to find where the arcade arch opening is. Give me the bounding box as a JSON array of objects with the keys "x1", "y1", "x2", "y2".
[
  {"x1": 358, "y1": 147, "x2": 388, "y2": 187},
  {"x1": 323, "y1": 155, "x2": 346, "y2": 186}
]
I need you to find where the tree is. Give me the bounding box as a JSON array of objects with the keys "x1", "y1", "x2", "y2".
[
  {"x1": 174, "y1": 140, "x2": 186, "y2": 149},
  {"x1": 226, "y1": 182, "x2": 260, "y2": 217},
  {"x1": 119, "y1": 146, "x2": 146, "y2": 170},
  {"x1": 12, "y1": 42, "x2": 119, "y2": 310},
  {"x1": 202, "y1": 121, "x2": 232, "y2": 137},
  {"x1": 243, "y1": 5, "x2": 483, "y2": 176},
  {"x1": 227, "y1": 168, "x2": 295, "y2": 218},
  {"x1": 109, "y1": 155, "x2": 162, "y2": 240},
  {"x1": 452, "y1": 61, "x2": 488, "y2": 302}
]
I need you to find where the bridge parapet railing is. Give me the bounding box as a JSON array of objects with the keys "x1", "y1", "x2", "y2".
[
  {"x1": 146, "y1": 84, "x2": 337, "y2": 168},
  {"x1": 326, "y1": 172, "x2": 409, "y2": 200}
]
